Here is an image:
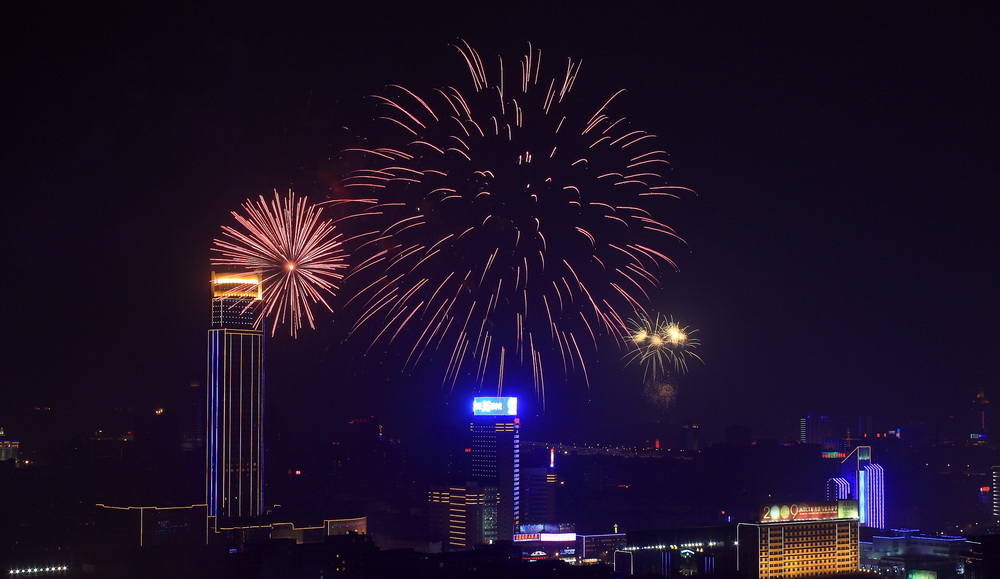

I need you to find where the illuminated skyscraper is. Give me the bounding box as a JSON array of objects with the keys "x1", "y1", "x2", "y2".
[
  {"x1": 840, "y1": 446, "x2": 885, "y2": 529},
  {"x1": 469, "y1": 397, "x2": 520, "y2": 542},
  {"x1": 207, "y1": 272, "x2": 265, "y2": 520}
]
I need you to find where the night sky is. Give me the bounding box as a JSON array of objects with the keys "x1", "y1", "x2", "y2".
[{"x1": 5, "y1": 2, "x2": 1000, "y2": 445}]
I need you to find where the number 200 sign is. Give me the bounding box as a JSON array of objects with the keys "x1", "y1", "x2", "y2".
[
  {"x1": 761, "y1": 504, "x2": 800, "y2": 521},
  {"x1": 760, "y1": 501, "x2": 840, "y2": 523}
]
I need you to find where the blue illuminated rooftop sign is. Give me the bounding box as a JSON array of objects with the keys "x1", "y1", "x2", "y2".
[{"x1": 472, "y1": 397, "x2": 518, "y2": 416}]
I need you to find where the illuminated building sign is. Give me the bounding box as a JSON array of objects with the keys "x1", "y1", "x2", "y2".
[
  {"x1": 473, "y1": 397, "x2": 518, "y2": 416},
  {"x1": 760, "y1": 500, "x2": 859, "y2": 523},
  {"x1": 514, "y1": 532, "x2": 576, "y2": 542},
  {"x1": 540, "y1": 533, "x2": 577, "y2": 542}
]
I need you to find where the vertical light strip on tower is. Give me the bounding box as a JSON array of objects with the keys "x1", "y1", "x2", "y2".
[{"x1": 862, "y1": 463, "x2": 885, "y2": 529}]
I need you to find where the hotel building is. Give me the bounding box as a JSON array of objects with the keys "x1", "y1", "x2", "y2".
[{"x1": 738, "y1": 500, "x2": 860, "y2": 578}]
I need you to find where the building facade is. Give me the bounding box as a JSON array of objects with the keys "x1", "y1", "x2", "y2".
[
  {"x1": 860, "y1": 529, "x2": 973, "y2": 579},
  {"x1": 799, "y1": 414, "x2": 834, "y2": 448},
  {"x1": 96, "y1": 504, "x2": 210, "y2": 547},
  {"x1": 207, "y1": 272, "x2": 265, "y2": 520},
  {"x1": 828, "y1": 445, "x2": 886, "y2": 529},
  {"x1": 428, "y1": 482, "x2": 496, "y2": 550},
  {"x1": 520, "y1": 466, "x2": 557, "y2": 524},
  {"x1": 619, "y1": 525, "x2": 738, "y2": 577},
  {"x1": 0, "y1": 438, "x2": 20, "y2": 467},
  {"x1": 738, "y1": 500, "x2": 860, "y2": 579},
  {"x1": 469, "y1": 397, "x2": 520, "y2": 542}
]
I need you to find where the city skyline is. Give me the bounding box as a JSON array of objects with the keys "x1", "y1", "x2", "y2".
[{"x1": 5, "y1": 3, "x2": 1000, "y2": 445}]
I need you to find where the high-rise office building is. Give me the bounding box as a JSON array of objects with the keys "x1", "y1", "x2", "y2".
[
  {"x1": 207, "y1": 272, "x2": 265, "y2": 520},
  {"x1": 521, "y1": 465, "x2": 557, "y2": 524},
  {"x1": 738, "y1": 500, "x2": 860, "y2": 579},
  {"x1": 469, "y1": 396, "x2": 520, "y2": 542},
  {"x1": 799, "y1": 414, "x2": 834, "y2": 449},
  {"x1": 970, "y1": 389, "x2": 992, "y2": 445},
  {"x1": 837, "y1": 446, "x2": 885, "y2": 529}
]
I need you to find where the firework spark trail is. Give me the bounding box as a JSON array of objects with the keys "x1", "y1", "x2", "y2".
[
  {"x1": 624, "y1": 313, "x2": 702, "y2": 381},
  {"x1": 212, "y1": 190, "x2": 348, "y2": 337},
  {"x1": 341, "y1": 41, "x2": 691, "y2": 402}
]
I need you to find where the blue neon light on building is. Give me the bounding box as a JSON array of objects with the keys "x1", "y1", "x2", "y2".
[
  {"x1": 840, "y1": 445, "x2": 886, "y2": 529},
  {"x1": 207, "y1": 273, "x2": 265, "y2": 520}
]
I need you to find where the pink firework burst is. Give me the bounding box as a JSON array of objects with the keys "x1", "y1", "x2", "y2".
[
  {"x1": 341, "y1": 41, "x2": 691, "y2": 403},
  {"x1": 212, "y1": 190, "x2": 348, "y2": 337}
]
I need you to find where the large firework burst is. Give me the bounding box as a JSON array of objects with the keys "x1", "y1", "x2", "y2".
[
  {"x1": 212, "y1": 190, "x2": 348, "y2": 337},
  {"x1": 341, "y1": 41, "x2": 690, "y2": 402},
  {"x1": 624, "y1": 313, "x2": 702, "y2": 381}
]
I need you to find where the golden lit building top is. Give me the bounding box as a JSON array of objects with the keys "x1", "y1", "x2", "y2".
[{"x1": 211, "y1": 271, "x2": 262, "y2": 300}]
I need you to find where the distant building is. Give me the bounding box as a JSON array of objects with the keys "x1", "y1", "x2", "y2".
[
  {"x1": 468, "y1": 397, "x2": 520, "y2": 541},
  {"x1": 857, "y1": 415, "x2": 874, "y2": 439},
  {"x1": 826, "y1": 445, "x2": 886, "y2": 529},
  {"x1": 0, "y1": 431, "x2": 20, "y2": 467},
  {"x1": 578, "y1": 533, "x2": 626, "y2": 565},
  {"x1": 964, "y1": 534, "x2": 1000, "y2": 579},
  {"x1": 180, "y1": 380, "x2": 204, "y2": 453},
  {"x1": 512, "y1": 524, "x2": 578, "y2": 563},
  {"x1": 799, "y1": 413, "x2": 835, "y2": 449},
  {"x1": 993, "y1": 466, "x2": 1000, "y2": 521},
  {"x1": 95, "y1": 504, "x2": 210, "y2": 547},
  {"x1": 970, "y1": 389, "x2": 992, "y2": 446},
  {"x1": 680, "y1": 423, "x2": 701, "y2": 451},
  {"x1": 428, "y1": 482, "x2": 497, "y2": 550},
  {"x1": 842, "y1": 445, "x2": 886, "y2": 529},
  {"x1": 207, "y1": 272, "x2": 265, "y2": 520},
  {"x1": 207, "y1": 516, "x2": 367, "y2": 553},
  {"x1": 520, "y1": 465, "x2": 557, "y2": 524},
  {"x1": 619, "y1": 525, "x2": 737, "y2": 577},
  {"x1": 738, "y1": 500, "x2": 860, "y2": 578},
  {"x1": 269, "y1": 518, "x2": 368, "y2": 544},
  {"x1": 861, "y1": 528, "x2": 974, "y2": 578}
]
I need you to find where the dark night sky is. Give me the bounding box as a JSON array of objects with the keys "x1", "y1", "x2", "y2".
[{"x1": 4, "y1": 2, "x2": 1000, "y2": 444}]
